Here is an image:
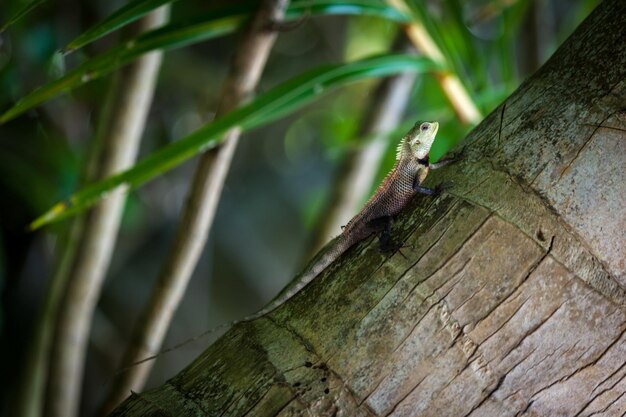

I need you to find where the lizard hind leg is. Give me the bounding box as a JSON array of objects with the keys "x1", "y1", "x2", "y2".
[{"x1": 368, "y1": 216, "x2": 412, "y2": 258}]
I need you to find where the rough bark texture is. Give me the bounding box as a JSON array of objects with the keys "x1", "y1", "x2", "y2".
[{"x1": 111, "y1": 1, "x2": 626, "y2": 416}]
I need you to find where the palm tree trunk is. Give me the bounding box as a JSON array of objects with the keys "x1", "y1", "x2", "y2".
[{"x1": 110, "y1": 1, "x2": 626, "y2": 415}]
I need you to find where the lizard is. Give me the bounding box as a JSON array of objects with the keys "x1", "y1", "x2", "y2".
[
  {"x1": 244, "y1": 120, "x2": 449, "y2": 321},
  {"x1": 129, "y1": 120, "x2": 450, "y2": 367}
]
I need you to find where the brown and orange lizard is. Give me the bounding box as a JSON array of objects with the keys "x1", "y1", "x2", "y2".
[{"x1": 239, "y1": 120, "x2": 450, "y2": 322}]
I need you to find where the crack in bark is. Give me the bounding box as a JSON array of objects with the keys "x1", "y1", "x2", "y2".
[
  {"x1": 356, "y1": 297, "x2": 446, "y2": 406},
  {"x1": 351, "y1": 207, "x2": 460, "y2": 331},
  {"x1": 425, "y1": 254, "x2": 475, "y2": 301},
  {"x1": 529, "y1": 161, "x2": 549, "y2": 186},
  {"x1": 396, "y1": 222, "x2": 468, "y2": 304},
  {"x1": 376, "y1": 302, "x2": 474, "y2": 417},
  {"x1": 390, "y1": 198, "x2": 458, "y2": 270},
  {"x1": 389, "y1": 293, "x2": 440, "y2": 355},
  {"x1": 348, "y1": 208, "x2": 490, "y2": 400},
  {"x1": 267, "y1": 396, "x2": 299, "y2": 417},
  {"x1": 501, "y1": 387, "x2": 523, "y2": 404},
  {"x1": 246, "y1": 317, "x2": 365, "y2": 416},
  {"x1": 328, "y1": 371, "x2": 367, "y2": 413},
  {"x1": 498, "y1": 301, "x2": 564, "y2": 370},
  {"x1": 478, "y1": 295, "x2": 531, "y2": 348},
  {"x1": 463, "y1": 176, "x2": 493, "y2": 200},
  {"x1": 219, "y1": 376, "x2": 271, "y2": 417},
  {"x1": 265, "y1": 316, "x2": 321, "y2": 361},
  {"x1": 321, "y1": 246, "x2": 405, "y2": 366},
  {"x1": 393, "y1": 303, "x2": 489, "y2": 417},
  {"x1": 234, "y1": 375, "x2": 276, "y2": 417},
  {"x1": 598, "y1": 124, "x2": 626, "y2": 133},
  {"x1": 406, "y1": 212, "x2": 493, "y2": 294},
  {"x1": 379, "y1": 374, "x2": 428, "y2": 417},
  {"x1": 591, "y1": 362, "x2": 626, "y2": 403},
  {"x1": 515, "y1": 399, "x2": 534, "y2": 416},
  {"x1": 586, "y1": 390, "x2": 626, "y2": 417},
  {"x1": 375, "y1": 214, "x2": 494, "y2": 359},
  {"x1": 549, "y1": 256, "x2": 626, "y2": 312},
  {"x1": 576, "y1": 325, "x2": 626, "y2": 395},
  {"x1": 241, "y1": 385, "x2": 288, "y2": 417},
  {"x1": 548, "y1": 216, "x2": 624, "y2": 302},
  {"x1": 522, "y1": 342, "x2": 565, "y2": 379},
  {"x1": 216, "y1": 317, "x2": 326, "y2": 416},
  {"x1": 361, "y1": 296, "x2": 475, "y2": 412},
  {"x1": 452, "y1": 278, "x2": 488, "y2": 315},
  {"x1": 580, "y1": 122, "x2": 626, "y2": 134},
  {"x1": 521, "y1": 346, "x2": 616, "y2": 413},
  {"x1": 497, "y1": 102, "x2": 506, "y2": 150},
  {"x1": 357, "y1": 367, "x2": 390, "y2": 408},
  {"x1": 422, "y1": 199, "x2": 461, "y2": 236},
  {"x1": 578, "y1": 326, "x2": 626, "y2": 376},
  {"x1": 449, "y1": 180, "x2": 626, "y2": 310},
  {"x1": 557, "y1": 124, "x2": 601, "y2": 182},
  {"x1": 591, "y1": 355, "x2": 626, "y2": 398},
  {"x1": 486, "y1": 160, "x2": 533, "y2": 199},
  {"x1": 555, "y1": 108, "x2": 619, "y2": 182},
  {"x1": 571, "y1": 343, "x2": 593, "y2": 364},
  {"x1": 459, "y1": 373, "x2": 507, "y2": 417},
  {"x1": 471, "y1": 283, "x2": 526, "y2": 330},
  {"x1": 474, "y1": 235, "x2": 552, "y2": 348}
]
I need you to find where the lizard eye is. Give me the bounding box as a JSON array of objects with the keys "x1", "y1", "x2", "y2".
[{"x1": 420, "y1": 123, "x2": 429, "y2": 131}]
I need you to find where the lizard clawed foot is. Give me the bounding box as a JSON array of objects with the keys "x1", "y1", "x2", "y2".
[
  {"x1": 379, "y1": 240, "x2": 413, "y2": 258},
  {"x1": 434, "y1": 181, "x2": 454, "y2": 195},
  {"x1": 429, "y1": 146, "x2": 467, "y2": 170}
]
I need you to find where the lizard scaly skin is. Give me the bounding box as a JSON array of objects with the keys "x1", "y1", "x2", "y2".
[{"x1": 241, "y1": 121, "x2": 444, "y2": 322}]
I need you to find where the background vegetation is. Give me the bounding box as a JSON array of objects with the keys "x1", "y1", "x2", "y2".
[{"x1": 0, "y1": 0, "x2": 599, "y2": 415}]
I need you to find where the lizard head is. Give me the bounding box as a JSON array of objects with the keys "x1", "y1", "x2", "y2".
[{"x1": 406, "y1": 121, "x2": 439, "y2": 160}]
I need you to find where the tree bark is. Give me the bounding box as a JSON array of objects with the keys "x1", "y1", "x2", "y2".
[{"x1": 110, "y1": 1, "x2": 626, "y2": 416}]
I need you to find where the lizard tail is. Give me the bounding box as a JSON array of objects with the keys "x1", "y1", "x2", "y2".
[
  {"x1": 240, "y1": 233, "x2": 356, "y2": 322},
  {"x1": 122, "y1": 234, "x2": 356, "y2": 370}
]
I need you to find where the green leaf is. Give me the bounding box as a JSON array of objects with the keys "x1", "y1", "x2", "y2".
[
  {"x1": 0, "y1": 0, "x2": 409, "y2": 124},
  {"x1": 0, "y1": 0, "x2": 47, "y2": 32},
  {"x1": 30, "y1": 54, "x2": 437, "y2": 230},
  {"x1": 403, "y1": 0, "x2": 452, "y2": 65},
  {"x1": 64, "y1": 0, "x2": 177, "y2": 53}
]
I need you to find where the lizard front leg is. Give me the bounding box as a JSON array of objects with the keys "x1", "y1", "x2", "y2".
[
  {"x1": 413, "y1": 167, "x2": 440, "y2": 195},
  {"x1": 413, "y1": 164, "x2": 453, "y2": 196},
  {"x1": 428, "y1": 159, "x2": 454, "y2": 170},
  {"x1": 429, "y1": 147, "x2": 465, "y2": 170}
]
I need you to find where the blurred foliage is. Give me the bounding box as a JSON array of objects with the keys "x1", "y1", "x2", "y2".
[
  {"x1": 0, "y1": 0, "x2": 600, "y2": 415},
  {"x1": 29, "y1": 53, "x2": 438, "y2": 230}
]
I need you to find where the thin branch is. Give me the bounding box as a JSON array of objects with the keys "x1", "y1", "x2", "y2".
[
  {"x1": 13, "y1": 212, "x2": 86, "y2": 417},
  {"x1": 44, "y1": 8, "x2": 169, "y2": 417},
  {"x1": 98, "y1": 0, "x2": 289, "y2": 414},
  {"x1": 388, "y1": 0, "x2": 482, "y2": 126},
  {"x1": 12, "y1": 22, "x2": 127, "y2": 416},
  {"x1": 307, "y1": 35, "x2": 418, "y2": 255},
  {"x1": 519, "y1": 1, "x2": 541, "y2": 76}
]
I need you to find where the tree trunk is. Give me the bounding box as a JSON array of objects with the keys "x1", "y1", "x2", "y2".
[{"x1": 110, "y1": 1, "x2": 626, "y2": 416}]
